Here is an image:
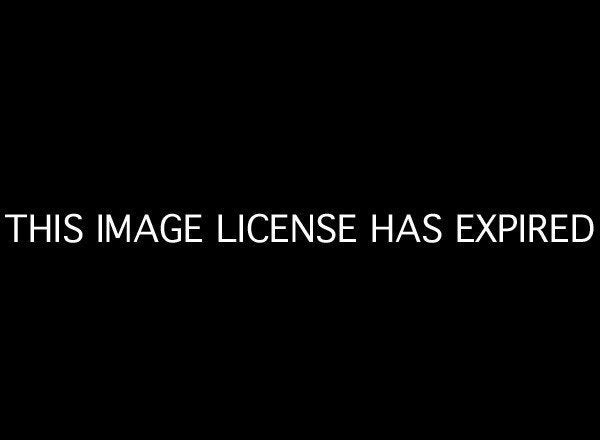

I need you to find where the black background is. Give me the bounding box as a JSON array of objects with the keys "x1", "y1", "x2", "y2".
[{"x1": 1, "y1": 6, "x2": 597, "y2": 434}]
